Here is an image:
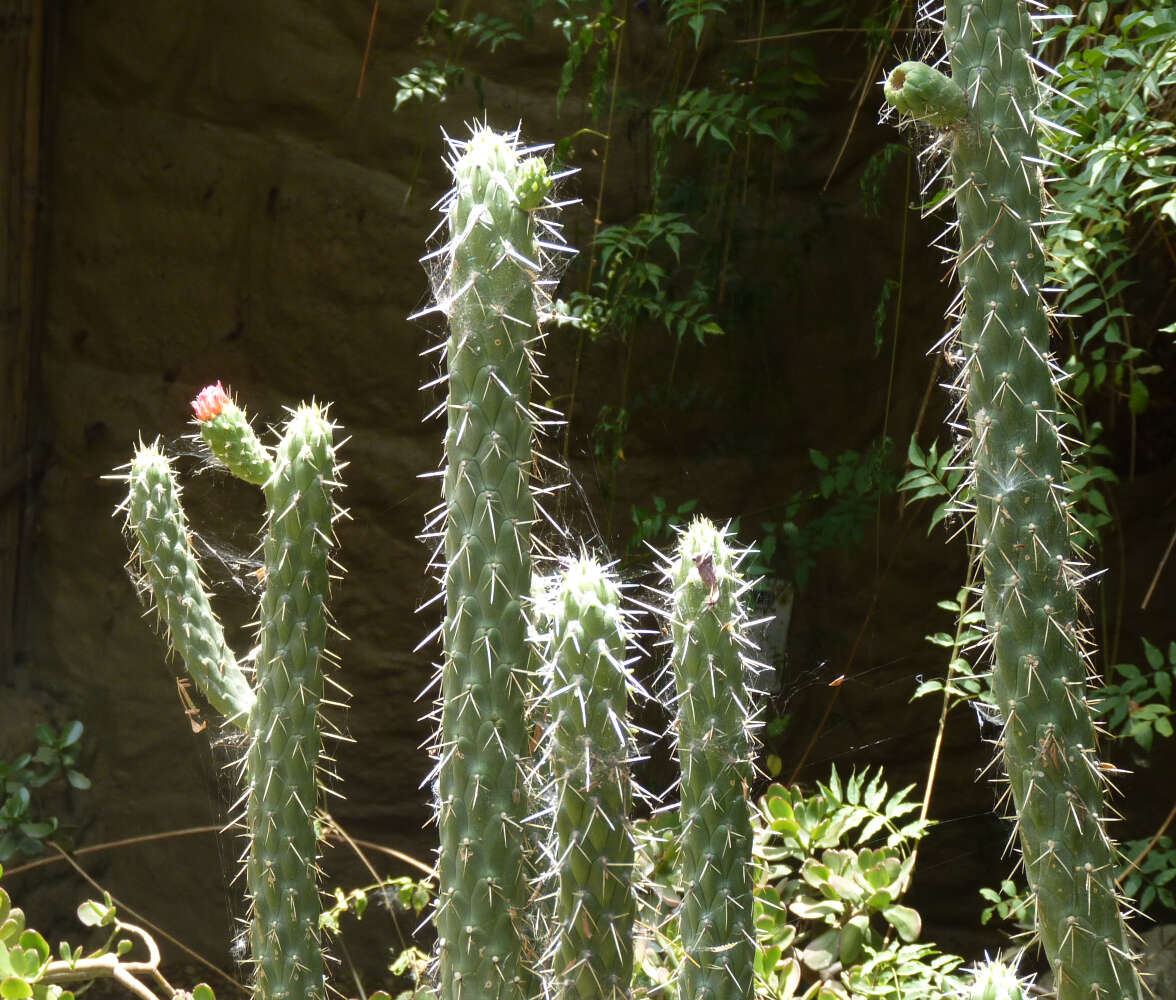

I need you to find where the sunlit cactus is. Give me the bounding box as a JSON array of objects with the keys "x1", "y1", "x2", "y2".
[
  {"x1": 121, "y1": 389, "x2": 345, "y2": 1000},
  {"x1": 659, "y1": 517, "x2": 762, "y2": 1000},
  {"x1": 530, "y1": 555, "x2": 643, "y2": 1000},
  {"x1": 883, "y1": 1, "x2": 1142, "y2": 997},
  {"x1": 418, "y1": 124, "x2": 572, "y2": 1000}
]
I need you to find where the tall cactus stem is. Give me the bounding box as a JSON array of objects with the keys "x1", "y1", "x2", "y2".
[
  {"x1": 244, "y1": 403, "x2": 340, "y2": 1000},
  {"x1": 662, "y1": 517, "x2": 760, "y2": 1000},
  {"x1": 531, "y1": 556, "x2": 641, "y2": 1000},
  {"x1": 884, "y1": 2, "x2": 1142, "y2": 997},
  {"x1": 424, "y1": 125, "x2": 568, "y2": 1000},
  {"x1": 122, "y1": 441, "x2": 255, "y2": 727}
]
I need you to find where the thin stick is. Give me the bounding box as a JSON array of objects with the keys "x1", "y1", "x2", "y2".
[
  {"x1": 1117, "y1": 798, "x2": 1176, "y2": 887},
  {"x1": 1141, "y1": 523, "x2": 1176, "y2": 610},
  {"x1": 356, "y1": 2, "x2": 379, "y2": 99}
]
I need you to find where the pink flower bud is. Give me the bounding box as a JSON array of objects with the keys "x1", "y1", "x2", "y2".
[{"x1": 191, "y1": 381, "x2": 231, "y2": 421}]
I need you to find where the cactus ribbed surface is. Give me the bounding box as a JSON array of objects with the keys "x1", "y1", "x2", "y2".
[
  {"x1": 884, "y1": 2, "x2": 1142, "y2": 997},
  {"x1": 245, "y1": 404, "x2": 338, "y2": 1000},
  {"x1": 123, "y1": 389, "x2": 342, "y2": 1000},
  {"x1": 665, "y1": 518, "x2": 758, "y2": 1000},
  {"x1": 430, "y1": 127, "x2": 559, "y2": 1000},
  {"x1": 124, "y1": 443, "x2": 254, "y2": 726},
  {"x1": 533, "y1": 557, "x2": 637, "y2": 1000}
]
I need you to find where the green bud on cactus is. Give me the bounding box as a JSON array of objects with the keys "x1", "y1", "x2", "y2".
[
  {"x1": 532, "y1": 555, "x2": 640, "y2": 1000},
  {"x1": 662, "y1": 517, "x2": 760, "y2": 1000},
  {"x1": 123, "y1": 441, "x2": 254, "y2": 727},
  {"x1": 883, "y1": 61, "x2": 968, "y2": 128},
  {"x1": 514, "y1": 157, "x2": 553, "y2": 211},
  {"x1": 191, "y1": 382, "x2": 275, "y2": 487}
]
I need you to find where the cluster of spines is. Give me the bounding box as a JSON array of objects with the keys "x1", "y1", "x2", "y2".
[
  {"x1": 656, "y1": 517, "x2": 763, "y2": 1000},
  {"x1": 119, "y1": 385, "x2": 347, "y2": 1000},
  {"x1": 415, "y1": 125, "x2": 573, "y2": 1000},
  {"x1": 528, "y1": 555, "x2": 644, "y2": 1000},
  {"x1": 883, "y1": 2, "x2": 1142, "y2": 998}
]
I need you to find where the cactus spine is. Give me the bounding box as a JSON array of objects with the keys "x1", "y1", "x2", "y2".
[
  {"x1": 123, "y1": 384, "x2": 342, "y2": 1000},
  {"x1": 884, "y1": 2, "x2": 1142, "y2": 997},
  {"x1": 663, "y1": 518, "x2": 759, "y2": 1000},
  {"x1": 532, "y1": 557, "x2": 639, "y2": 1000},
  {"x1": 426, "y1": 126, "x2": 561, "y2": 1000}
]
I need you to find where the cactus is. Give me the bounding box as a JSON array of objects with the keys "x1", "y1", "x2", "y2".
[
  {"x1": 422, "y1": 125, "x2": 567, "y2": 1000},
  {"x1": 883, "y1": 2, "x2": 1142, "y2": 998},
  {"x1": 661, "y1": 517, "x2": 760, "y2": 1000},
  {"x1": 122, "y1": 385, "x2": 343, "y2": 1000},
  {"x1": 123, "y1": 441, "x2": 254, "y2": 726},
  {"x1": 530, "y1": 556, "x2": 641, "y2": 1000}
]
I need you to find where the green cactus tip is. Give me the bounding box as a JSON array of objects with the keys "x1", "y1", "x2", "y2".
[
  {"x1": 191, "y1": 381, "x2": 274, "y2": 487},
  {"x1": 883, "y1": 60, "x2": 969, "y2": 128}
]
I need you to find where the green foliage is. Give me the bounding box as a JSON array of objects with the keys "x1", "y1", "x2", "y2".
[
  {"x1": 652, "y1": 89, "x2": 789, "y2": 151},
  {"x1": 860, "y1": 144, "x2": 906, "y2": 217},
  {"x1": 898, "y1": 437, "x2": 967, "y2": 535},
  {"x1": 978, "y1": 879, "x2": 1033, "y2": 931},
  {"x1": 0, "y1": 870, "x2": 216, "y2": 1000},
  {"x1": 0, "y1": 723, "x2": 88, "y2": 863},
  {"x1": 662, "y1": 0, "x2": 734, "y2": 47},
  {"x1": 392, "y1": 63, "x2": 464, "y2": 111},
  {"x1": 912, "y1": 590, "x2": 986, "y2": 708},
  {"x1": 628, "y1": 496, "x2": 698, "y2": 553},
  {"x1": 774, "y1": 443, "x2": 896, "y2": 590},
  {"x1": 628, "y1": 770, "x2": 962, "y2": 1000},
  {"x1": 1042, "y1": 4, "x2": 1176, "y2": 423},
  {"x1": 1097, "y1": 637, "x2": 1176, "y2": 750},
  {"x1": 1118, "y1": 836, "x2": 1176, "y2": 915}
]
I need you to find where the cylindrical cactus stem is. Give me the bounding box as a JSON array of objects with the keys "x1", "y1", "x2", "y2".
[
  {"x1": 191, "y1": 381, "x2": 275, "y2": 487},
  {"x1": 122, "y1": 441, "x2": 254, "y2": 727},
  {"x1": 244, "y1": 403, "x2": 340, "y2": 1000},
  {"x1": 431, "y1": 126, "x2": 558, "y2": 1000},
  {"x1": 663, "y1": 517, "x2": 759, "y2": 1000},
  {"x1": 533, "y1": 556, "x2": 639, "y2": 1000},
  {"x1": 883, "y1": 2, "x2": 1142, "y2": 998}
]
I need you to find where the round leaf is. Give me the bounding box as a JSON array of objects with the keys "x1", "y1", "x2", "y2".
[
  {"x1": 0, "y1": 977, "x2": 32, "y2": 1000},
  {"x1": 192, "y1": 984, "x2": 216, "y2": 1000},
  {"x1": 883, "y1": 903, "x2": 921, "y2": 942}
]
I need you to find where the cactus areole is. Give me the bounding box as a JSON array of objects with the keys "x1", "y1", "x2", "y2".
[
  {"x1": 433, "y1": 128, "x2": 554, "y2": 1000},
  {"x1": 884, "y1": 1, "x2": 1142, "y2": 997}
]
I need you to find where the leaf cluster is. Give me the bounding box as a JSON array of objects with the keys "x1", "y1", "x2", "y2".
[{"x1": 0, "y1": 724, "x2": 89, "y2": 863}]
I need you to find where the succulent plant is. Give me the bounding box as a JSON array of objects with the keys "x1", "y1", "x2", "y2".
[
  {"x1": 660, "y1": 517, "x2": 762, "y2": 1000},
  {"x1": 122, "y1": 387, "x2": 344, "y2": 1000},
  {"x1": 883, "y1": 2, "x2": 1142, "y2": 997},
  {"x1": 420, "y1": 125, "x2": 569, "y2": 1000}
]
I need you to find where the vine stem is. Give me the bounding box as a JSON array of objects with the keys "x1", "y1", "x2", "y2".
[{"x1": 560, "y1": 16, "x2": 626, "y2": 487}]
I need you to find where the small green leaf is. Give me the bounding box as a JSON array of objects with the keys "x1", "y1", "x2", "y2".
[
  {"x1": 192, "y1": 984, "x2": 216, "y2": 1000},
  {"x1": 883, "y1": 903, "x2": 922, "y2": 942},
  {"x1": 1143, "y1": 638, "x2": 1164, "y2": 670},
  {"x1": 76, "y1": 900, "x2": 113, "y2": 928},
  {"x1": 0, "y1": 978, "x2": 32, "y2": 1000}
]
